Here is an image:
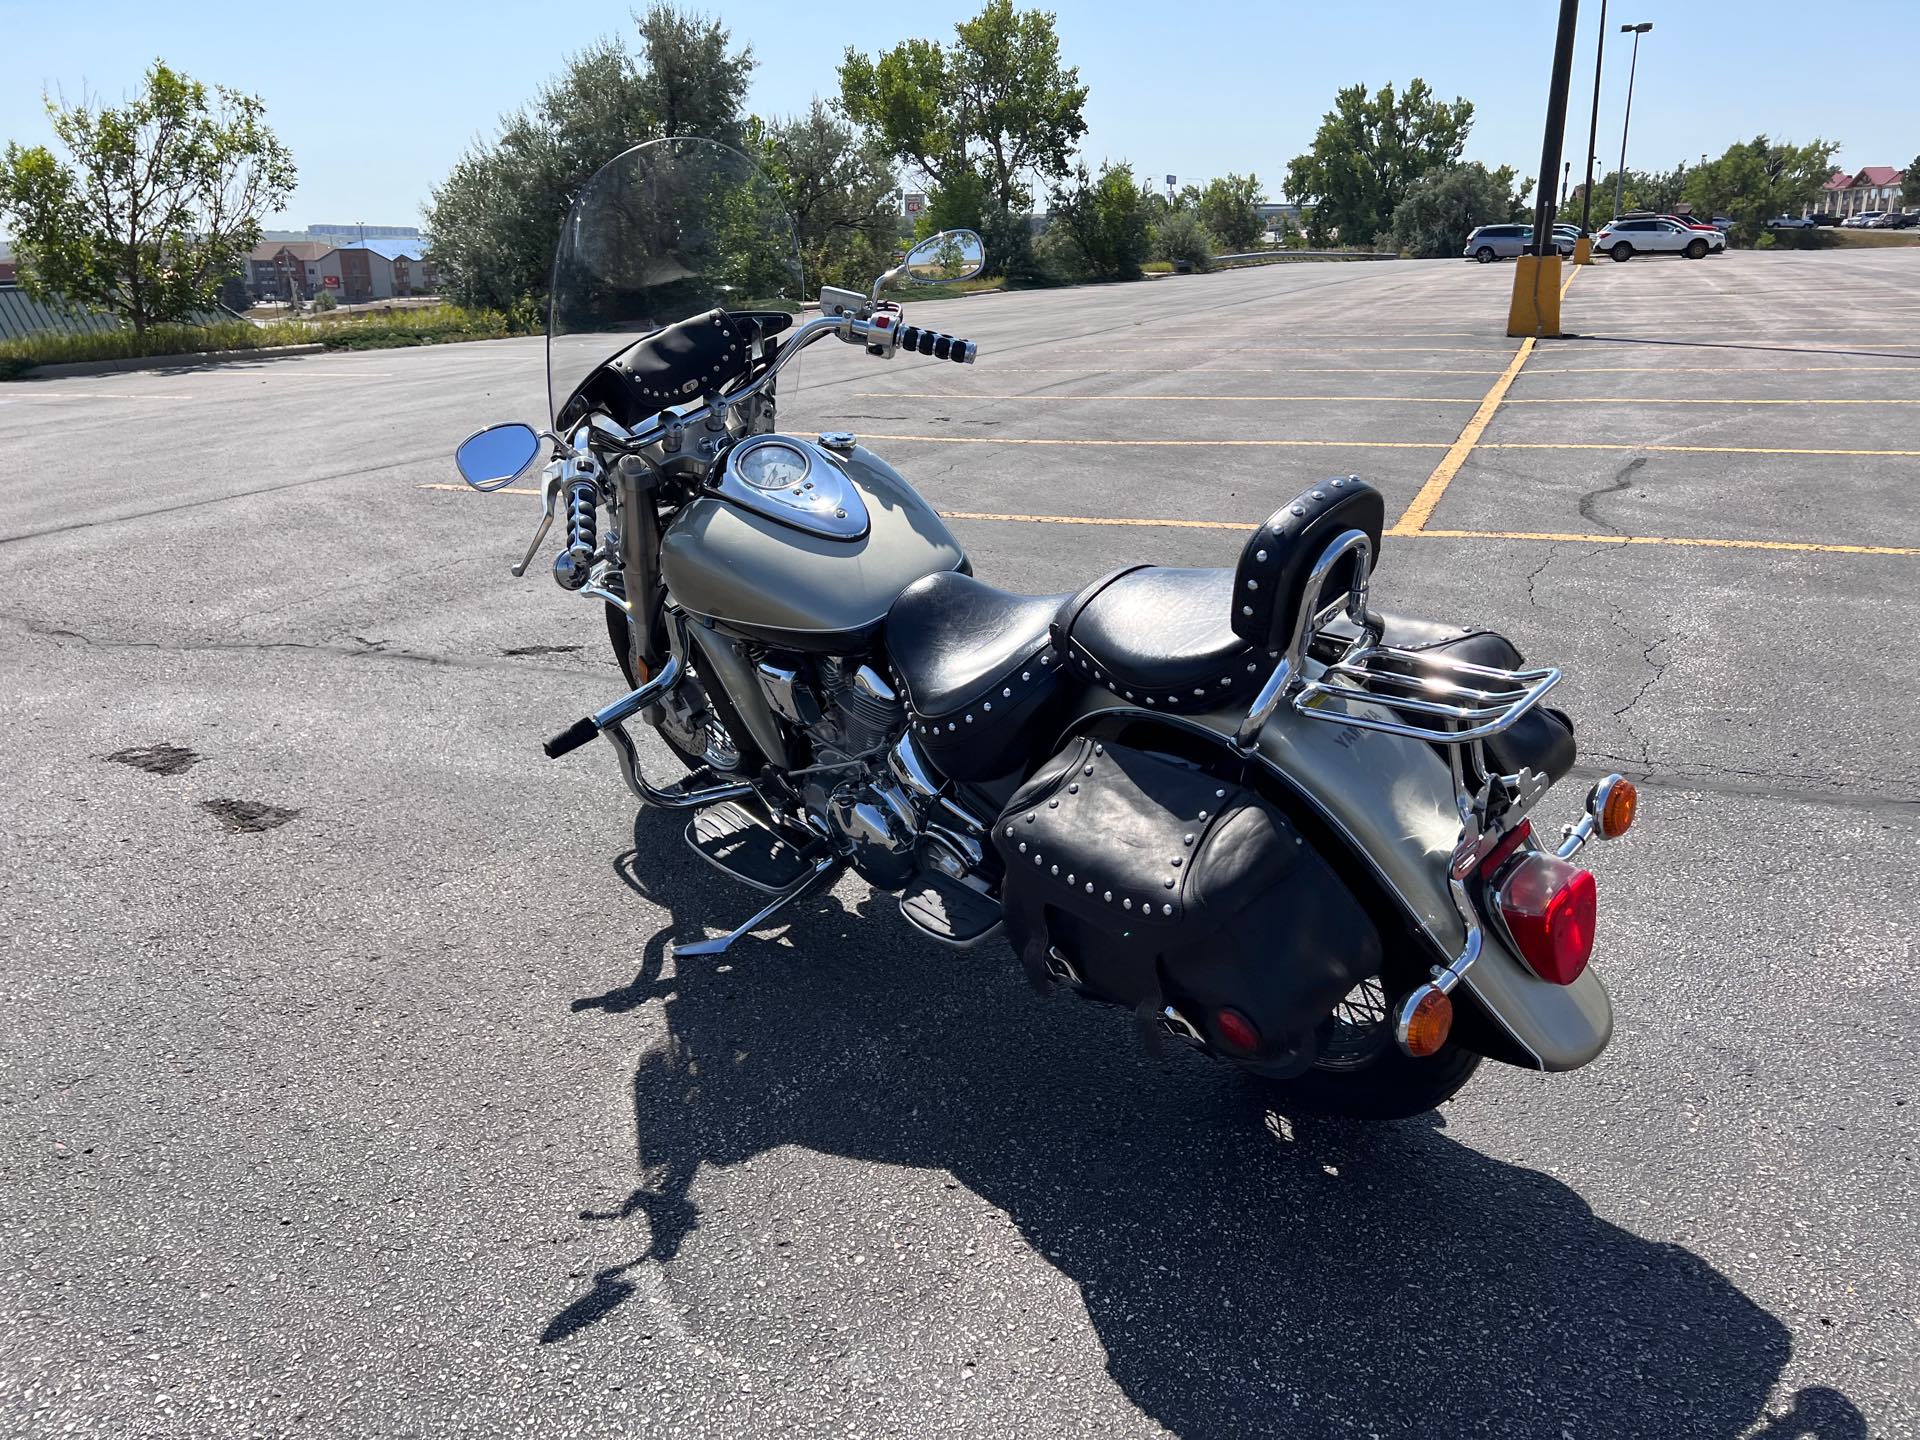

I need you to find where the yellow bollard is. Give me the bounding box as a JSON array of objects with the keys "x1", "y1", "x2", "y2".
[
  {"x1": 1572, "y1": 235, "x2": 1593, "y2": 266},
  {"x1": 1506, "y1": 253, "x2": 1562, "y2": 338}
]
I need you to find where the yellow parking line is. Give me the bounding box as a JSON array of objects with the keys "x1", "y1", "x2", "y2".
[
  {"x1": 1387, "y1": 339, "x2": 1537, "y2": 535},
  {"x1": 419, "y1": 487, "x2": 1919, "y2": 557},
  {"x1": 970, "y1": 367, "x2": 1511, "y2": 376},
  {"x1": 1105, "y1": 345, "x2": 1518, "y2": 355},
  {"x1": 935, "y1": 510, "x2": 1918, "y2": 556},
  {"x1": 862, "y1": 391, "x2": 1920, "y2": 407},
  {"x1": 1528, "y1": 365, "x2": 1920, "y2": 374},
  {"x1": 852, "y1": 434, "x2": 1449, "y2": 449},
  {"x1": 1503, "y1": 396, "x2": 1920, "y2": 405},
  {"x1": 1481, "y1": 441, "x2": 1920, "y2": 456},
  {"x1": 856, "y1": 392, "x2": 1479, "y2": 404},
  {"x1": 1414, "y1": 528, "x2": 1920, "y2": 557}
]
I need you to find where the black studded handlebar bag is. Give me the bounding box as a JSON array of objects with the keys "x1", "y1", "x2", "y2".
[{"x1": 993, "y1": 736, "x2": 1381, "y2": 1075}]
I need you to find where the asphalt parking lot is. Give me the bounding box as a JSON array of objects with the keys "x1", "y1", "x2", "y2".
[{"x1": 2, "y1": 249, "x2": 1915, "y2": 1439}]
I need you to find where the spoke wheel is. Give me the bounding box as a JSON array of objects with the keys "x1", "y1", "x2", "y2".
[{"x1": 1313, "y1": 977, "x2": 1393, "y2": 1072}]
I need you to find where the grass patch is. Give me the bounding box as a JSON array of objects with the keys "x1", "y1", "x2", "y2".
[
  {"x1": 0, "y1": 302, "x2": 540, "y2": 378},
  {"x1": 1763, "y1": 227, "x2": 1920, "y2": 251}
]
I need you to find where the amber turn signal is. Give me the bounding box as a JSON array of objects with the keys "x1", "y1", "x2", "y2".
[
  {"x1": 1394, "y1": 985, "x2": 1454, "y2": 1059},
  {"x1": 1590, "y1": 775, "x2": 1638, "y2": 840}
]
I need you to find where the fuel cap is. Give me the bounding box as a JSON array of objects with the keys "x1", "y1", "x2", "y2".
[{"x1": 817, "y1": 431, "x2": 857, "y2": 452}]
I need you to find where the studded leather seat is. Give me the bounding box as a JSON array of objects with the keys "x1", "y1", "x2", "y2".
[
  {"x1": 1052, "y1": 477, "x2": 1387, "y2": 715},
  {"x1": 886, "y1": 571, "x2": 1070, "y2": 779}
]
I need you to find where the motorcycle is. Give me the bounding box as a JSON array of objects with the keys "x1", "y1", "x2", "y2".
[{"x1": 454, "y1": 137, "x2": 1639, "y2": 1120}]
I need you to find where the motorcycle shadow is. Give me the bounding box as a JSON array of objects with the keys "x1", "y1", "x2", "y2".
[{"x1": 556, "y1": 811, "x2": 1851, "y2": 1440}]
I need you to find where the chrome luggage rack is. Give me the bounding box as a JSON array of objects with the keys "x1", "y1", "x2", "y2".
[{"x1": 1294, "y1": 643, "x2": 1562, "y2": 745}]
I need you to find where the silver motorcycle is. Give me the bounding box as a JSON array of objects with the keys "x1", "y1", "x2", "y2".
[{"x1": 455, "y1": 138, "x2": 1640, "y2": 1120}]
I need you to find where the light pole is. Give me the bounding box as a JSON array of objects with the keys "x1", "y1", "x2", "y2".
[
  {"x1": 1561, "y1": 160, "x2": 1572, "y2": 206},
  {"x1": 1612, "y1": 22, "x2": 1652, "y2": 220},
  {"x1": 1577, "y1": 0, "x2": 1608, "y2": 240}
]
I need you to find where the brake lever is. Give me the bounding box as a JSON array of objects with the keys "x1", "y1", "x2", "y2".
[{"x1": 511, "y1": 464, "x2": 565, "y2": 577}]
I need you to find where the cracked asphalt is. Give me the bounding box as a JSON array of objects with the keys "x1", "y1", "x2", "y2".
[{"x1": 2, "y1": 250, "x2": 1915, "y2": 1439}]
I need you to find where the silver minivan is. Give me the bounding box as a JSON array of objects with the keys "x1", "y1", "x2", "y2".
[{"x1": 1463, "y1": 224, "x2": 1530, "y2": 261}]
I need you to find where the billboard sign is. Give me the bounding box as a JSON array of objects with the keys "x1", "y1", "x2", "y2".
[{"x1": 904, "y1": 192, "x2": 926, "y2": 217}]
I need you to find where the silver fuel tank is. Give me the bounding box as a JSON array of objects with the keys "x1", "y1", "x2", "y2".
[{"x1": 660, "y1": 439, "x2": 965, "y2": 649}]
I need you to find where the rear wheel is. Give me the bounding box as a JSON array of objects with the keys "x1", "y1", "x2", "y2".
[
  {"x1": 1252, "y1": 977, "x2": 1482, "y2": 1120},
  {"x1": 1610, "y1": 242, "x2": 1633, "y2": 262},
  {"x1": 1685, "y1": 238, "x2": 1709, "y2": 259},
  {"x1": 1474, "y1": 246, "x2": 1496, "y2": 263}
]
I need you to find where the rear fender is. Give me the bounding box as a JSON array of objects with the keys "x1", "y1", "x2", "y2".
[{"x1": 1056, "y1": 693, "x2": 1612, "y2": 1072}]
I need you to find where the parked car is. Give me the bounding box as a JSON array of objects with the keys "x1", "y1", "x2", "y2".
[
  {"x1": 1710, "y1": 216, "x2": 1735, "y2": 232},
  {"x1": 1657, "y1": 216, "x2": 1726, "y2": 252},
  {"x1": 1593, "y1": 217, "x2": 1717, "y2": 261},
  {"x1": 1462, "y1": 224, "x2": 1530, "y2": 261},
  {"x1": 1886, "y1": 211, "x2": 1920, "y2": 229},
  {"x1": 1807, "y1": 212, "x2": 1841, "y2": 226},
  {"x1": 1767, "y1": 215, "x2": 1817, "y2": 230},
  {"x1": 1841, "y1": 212, "x2": 1885, "y2": 228}
]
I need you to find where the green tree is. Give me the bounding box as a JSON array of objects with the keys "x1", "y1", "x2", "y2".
[
  {"x1": 1043, "y1": 161, "x2": 1150, "y2": 280},
  {"x1": 753, "y1": 101, "x2": 901, "y2": 294},
  {"x1": 1195, "y1": 173, "x2": 1265, "y2": 251},
  {"x1": 1683, "y1": 136, "x2": 1841, "y2": 244},
  {"x1": 1389, "y1": 162, "x2": 1530, "y2": 258},
  {"x1": 1901, "y1": 155, "x2": 1920, "y2": 211},
  {"x1": 0, "y1": 60, "x2": 294, "y2": 333},
  {"x1": 839, "y1": 0, "x2": 1088, "y2": 275},
  {"x1": 426, "y1": 6, "x2": 753, "y2": 309},
  {"x1": 1283, "y1": 80, "x2": 1473, "y2": 245},
  {"x1": 1150, "y1": 208, "x2": 1215, "y2": 271}
]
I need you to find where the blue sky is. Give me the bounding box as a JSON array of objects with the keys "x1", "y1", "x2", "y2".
[{"x1": 1, "y1": 0, "x2": 1912, "y2": 227}]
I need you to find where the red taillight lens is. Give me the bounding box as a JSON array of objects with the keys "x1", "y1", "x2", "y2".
[
  {"x1": 1496, "y1": 855, "x2": 1597, "y2": 985},
  {"x1": 1213, "y1": 1007, "x2": 1261, "y2": 1055}
]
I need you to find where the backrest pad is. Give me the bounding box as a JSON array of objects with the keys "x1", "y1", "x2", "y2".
[{"x1": 1230, "y1": 478, "x2": 1385, "y2": 654}]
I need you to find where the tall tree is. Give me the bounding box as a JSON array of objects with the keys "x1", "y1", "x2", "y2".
[
  {"x1": 1389, "y1": 162, "x2": 1531, "y2": 258},
  {"x1": 0, "y1": 60, "x2": 295, "y2": 333},
  {"x1": 839, "y1": 0, "x2": 1087, "y2": 274},
  {"x1": 1195, "y1": 173, "x2": 1265, "y2": 251},
  {"x1": 753, "y1": 102, "x2": 901, "y2": 294},
  {"x1": 1683, "y1": 136, "x2": 1840, "y2": 244},
  {"x1": 1283, "y1": 80, "x2": 1473, "y2": 245},
  {"x1": 1901, "y1": 155, "x2": 1920, "y2": 212},
  {"x1": 426, "y1": 6, "x2": 753, "y2": 309}
]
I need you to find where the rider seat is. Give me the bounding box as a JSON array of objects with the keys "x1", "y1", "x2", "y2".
[
  {"x1": 1051, "y1": 478, "x2": 1386, "y2": 715},
  {"x1": 887, "y1": 571, "x2": 1070, "y2": 780}
]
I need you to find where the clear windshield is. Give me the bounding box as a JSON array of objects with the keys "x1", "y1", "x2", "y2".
[{"x1": 547, "y1": 137, "x2": 802, "y2": 428}]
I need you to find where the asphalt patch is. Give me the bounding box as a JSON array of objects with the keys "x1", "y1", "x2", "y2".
[
  {"x1": 103, "y1": 743, "x2": 201, "y2": 776},
  {"x1": 501, "y1": 644, "x2": 584, "y2": 656},
  {"x1": 199, "y1": 798, "x2": 299, "y2": 833}
]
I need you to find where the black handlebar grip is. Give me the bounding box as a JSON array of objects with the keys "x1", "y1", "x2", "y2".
[
  {"x1": 543, "y1": 715, "x2": 600, "y2": 759},
  {"x1": 564, "y1": 480, "x2": 598, "y2": 556},
  {"x1": 894, "y1": 325, "x2": 976, "y2": 363}
]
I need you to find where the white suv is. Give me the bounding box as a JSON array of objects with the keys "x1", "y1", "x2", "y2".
[{"x1": 1593, "y1": 218, "x2": 1717, "y2": 261}]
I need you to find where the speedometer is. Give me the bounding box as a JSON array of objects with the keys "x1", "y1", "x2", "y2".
[{"x1": 735, "y1": 441, "x2": 811, "y2": 491}]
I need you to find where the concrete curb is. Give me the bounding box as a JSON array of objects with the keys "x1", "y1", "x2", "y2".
[{"x1": 12, "y1": 344, "x2": 329, "y2": 380}]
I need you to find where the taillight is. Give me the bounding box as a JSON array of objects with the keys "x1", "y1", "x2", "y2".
[
  {"x1": 1495, "y1": 854, "x2": 1597, "y2": 985},
  {"x1": 1213, "y1": 1007, "x2": 1261, "y2": 1055}
]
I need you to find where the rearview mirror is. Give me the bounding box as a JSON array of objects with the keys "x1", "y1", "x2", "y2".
[
  {"x1": 455, "y1": 422, "x2": 541, "y2": 491},
  {"x1": 902, "y1": 229, "x2": 986, "y2": 285}
]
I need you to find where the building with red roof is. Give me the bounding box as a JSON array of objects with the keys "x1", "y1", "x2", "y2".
[{"x1": 1818, "y1": 166, "x2": 1905, "y2": 218}]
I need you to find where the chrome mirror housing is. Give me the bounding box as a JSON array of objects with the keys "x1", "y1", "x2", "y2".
[
  {"x1": 455, "y1": 422, "x2": 542, "y2": 491},
  {"x1": 902, "y1": 229, "x2": 986, "y2": 285}
]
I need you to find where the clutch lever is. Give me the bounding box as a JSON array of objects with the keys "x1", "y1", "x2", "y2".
[{"x1": 511, "y1": 462, "x2": 566, "y2": 577}]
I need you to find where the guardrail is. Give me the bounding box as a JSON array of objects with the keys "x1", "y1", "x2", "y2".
[{"x1": 1212, "y1": 249, "x2": 1398, "y2": 264}]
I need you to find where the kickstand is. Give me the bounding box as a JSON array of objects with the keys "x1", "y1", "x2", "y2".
[{"x1": 670, "y1": 855, "x2": 843, "y2": 958}]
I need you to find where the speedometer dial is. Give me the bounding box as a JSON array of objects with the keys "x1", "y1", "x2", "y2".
[{"x1": 736, "y1": 441, "x2": 810, "y2": 490}]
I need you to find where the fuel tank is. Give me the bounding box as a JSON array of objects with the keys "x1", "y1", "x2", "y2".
[{"x1": 660, "y1": 440, "x2": 966, "y2": 650}]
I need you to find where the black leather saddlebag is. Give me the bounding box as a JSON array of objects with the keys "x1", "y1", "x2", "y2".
[{"x1": 993, "y1": 737, "x2": 1382, "y2": 1073}]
